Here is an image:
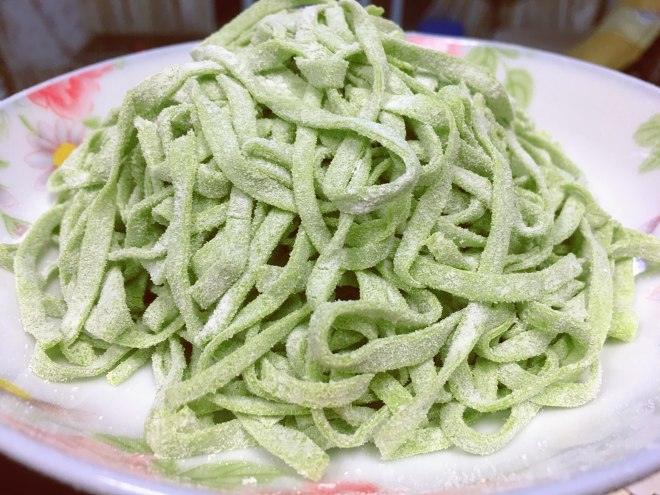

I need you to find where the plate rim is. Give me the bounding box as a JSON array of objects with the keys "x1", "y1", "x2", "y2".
[
  {"x1": 0, "y1": 422, "x2": 208, "y2": 495},
  {"x1": 0, "y1": 34, "x2": 659, "y2": 495},
  {"x1": 408, "y1": 32, "x2": 660, "y2": 97}
]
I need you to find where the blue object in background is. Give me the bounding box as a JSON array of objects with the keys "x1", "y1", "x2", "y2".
[
  {"x1": 417, "y1": 18, "x2": 465, "y2": 37},
  {"x1": 239, "y1": 1, "x2": 465, "y2": 39}
]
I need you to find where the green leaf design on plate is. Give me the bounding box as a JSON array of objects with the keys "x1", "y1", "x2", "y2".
[
  {"x1": 634, "y1": 114, "x2": 660, "y2": 148},
  {"x1": 152, "y1": 459, "x2": 179, "y2": 476},
  {"x1": 0, "y1": 242, "x2": 17, "y2": 272},
  {"x1": 154, "y1": 459, "x2": 286, "y2": 490},
  {"x1": 0, "y1": 111, "x2": 9, "y2": 139},
  {"x1": 94, "y1": 433, "x2": 153, "y2": 454},
  {"x1": 504, "y1": 68, "x2": 533, "y2": 109},
  {"x1": 495, "y1": 47, "x2": 520, "y2": 58},
  {"x1": 180, "y1": 461, "x2": 284, "y2": 489},
  {"x1": 640, "y1": 147, "x2": 660, "y2": 172},
  {"x1": 634, "y1": 114, "x2": 660, "y2": 173},
  {"x1": 18, "y1": 114, "x2": 37, "y2": 135},
  {"x1": 465, "y1": 46, "x2": 498, "y2": 74},
  {"x1": 1, "y1": 213, "x2": 30, "y2": 238},
  {"x1": 466, "y1": 47, "x2": 533, "y2": 107},
  {"x1": 0, "y1": 160, "x2": 8, "y2": 169}
]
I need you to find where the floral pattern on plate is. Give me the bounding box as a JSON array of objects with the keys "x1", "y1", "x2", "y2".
[
  {"x1": 27, "y1": 64, "x2": 113, "y2": 120},
  {"x1": 635, "y1": 113, "x2": 660, "y2": 172},
  {"x1": 0, "y1": 64, "x2": 120, "y2": 238},
  {"x1": 24, "y1": 120, "x2": 85, "y2": 188}
]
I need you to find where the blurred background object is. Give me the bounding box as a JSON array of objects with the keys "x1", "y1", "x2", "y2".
[
  {"x1": 568, "y1": 0, "x2": 660, "y2": 70},
  {"x1": 0, "y1": 0, "x2": 658, "y2": 99},
  {"x1": 0, "y1": 0, "x2": 217, "y2": 98}
]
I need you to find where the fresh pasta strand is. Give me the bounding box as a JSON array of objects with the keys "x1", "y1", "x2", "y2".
[{"x1": 1, "y1": 0, "x2": 659, "y2": 482}]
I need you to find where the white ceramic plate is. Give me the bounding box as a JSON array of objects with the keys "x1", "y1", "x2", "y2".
[{"x1": 0, "y1": 35, "x2": 659, "y2": 495}]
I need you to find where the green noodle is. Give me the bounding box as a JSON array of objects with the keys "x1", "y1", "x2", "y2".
[{"x1": 1, "y1": 0, "x2": 659, "y2": 481}]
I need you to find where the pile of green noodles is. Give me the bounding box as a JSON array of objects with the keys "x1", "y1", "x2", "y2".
[{"x1": 1, "y1": 0, "x2": 659, "y2": 481}]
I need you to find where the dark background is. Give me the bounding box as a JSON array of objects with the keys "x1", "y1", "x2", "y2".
[
  {"x1": 0, "y1": 454, "x2": 86, "y2": 494},
  {"x1": 0, "y1": 0, "x2": 437, "y2": 96},
  {"x1": 0, "y1": 0, "x2": 658, "y2": 96}
]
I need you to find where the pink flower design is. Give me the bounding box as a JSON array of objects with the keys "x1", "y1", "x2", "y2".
[
  {"x1": 641, "y1": 215, "x2": 660, "y2": 235},
  {"x1": 0, "y1": 411, "x2": 154, "y2": 476},
  {"x1": 648, "y1": 287, "x2": 660, "y2": 301},
  {"x1": 308, "y1": 481, "x2": 380, "y2": 494},
  {"x1": 406, "y1": 34, "x2": 463, "y2": 57},
  {"x1": 25, "y1": 120, "x2": 84, "y2": 189},
  {"x1": 27, "y1": 64, "x2": 112, "y2": 120},
  {"x1": 12, "y1": 223, "x2": 28, "y2": 237},
  {"x1": 2, "y1": 214, "x2": 29, "y2": 237}
]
